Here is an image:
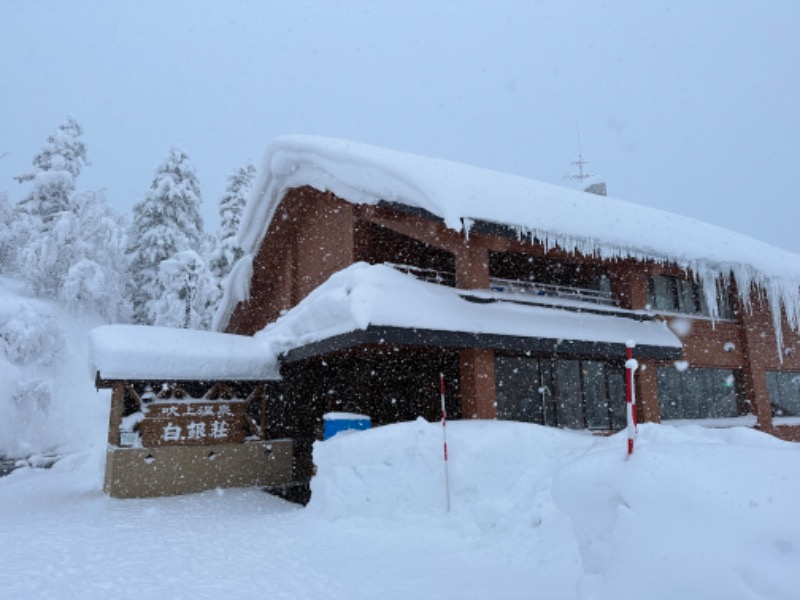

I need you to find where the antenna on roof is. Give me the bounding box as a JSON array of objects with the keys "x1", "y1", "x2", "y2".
[
  {"x1": 564, "y1": 132, "x2": 595, "y2": 184},
  {"x1": 564, "y1": 131, "x2": 606, "y2": 196}
]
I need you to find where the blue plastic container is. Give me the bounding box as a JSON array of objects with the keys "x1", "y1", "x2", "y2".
[{"x1": 323, "y1": 412, "x2": 371, "y2": 439}]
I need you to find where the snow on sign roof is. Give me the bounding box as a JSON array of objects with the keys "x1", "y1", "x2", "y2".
[
  {"x1": 253, "y1": 263, "x2": 681, "y2": 358},
  {"x1": 229, "y1": 135, "x2": 800, "y2": 348},
  {"x1": 89, "y1": 325, "x2": 278, "y2": 381}
]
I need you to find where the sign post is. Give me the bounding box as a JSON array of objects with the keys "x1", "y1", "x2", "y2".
[
  {"x1": 440, "y1": 372, "x2": 451, "y2": 513},
  {"x1": 625, "y1": 341, "x2": 639, "y2": 456}
]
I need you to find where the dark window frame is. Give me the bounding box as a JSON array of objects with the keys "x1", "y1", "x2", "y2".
[
  {"x1": 657, "y1": 366, "x2": 746, "y2": 420},
  {"x1": 647, "y1": 274, "x2": 734, "y2": 319},
  {"x1": 494, "y1": 354, "x2": 626, "y2": 431},
  {"x1": 766, "y1": 371, "x2": 800, "y2": 417}
]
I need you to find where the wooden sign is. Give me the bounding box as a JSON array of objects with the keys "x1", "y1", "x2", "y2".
[{"x1": 138, "y1": 401, "x2": 247, "y2": 447}]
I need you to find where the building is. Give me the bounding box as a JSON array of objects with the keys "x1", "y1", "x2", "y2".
[{"x1": 94, "y1": 136, "x2": 800, "y2": 498}]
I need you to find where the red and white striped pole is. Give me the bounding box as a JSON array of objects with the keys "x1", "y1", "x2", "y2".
[
  {"x1": 440, "y1": 372, "x2": 451, "y2": 513},
  {"x1": 625, "y1": 341, "x2": 639, "y2": 457}
]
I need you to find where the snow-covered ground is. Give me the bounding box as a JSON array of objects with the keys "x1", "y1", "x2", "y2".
[
  {"x1": 2, "y1": 276, "x2": 799, "y2": 599},
  {"x1": 1, "y1": 420, "x2": 798, "y2": 600}
]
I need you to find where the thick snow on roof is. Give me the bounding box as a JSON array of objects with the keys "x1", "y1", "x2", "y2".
[
  {"x1": 229, "y1": 135, "x2": 800, "y2": 347},
  {"x1": 90, "y1": 325, "x2": 278, "y2": 381},
  {"x1": 239, "y1": 135, "x2": 799, "y2": 277},
  {"x1": 254, "y1": 263, "x2": 681, "y2": 356}
]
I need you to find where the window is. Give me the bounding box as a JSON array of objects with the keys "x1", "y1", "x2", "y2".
[
  {"x1": 647, "y1": 275, "x2": 733, "y2": 318},
  {"x1": 495, "y1": 355, "x2": 626, "y2": 430},
  {"x1": 489, "y1": 251, "x2": 611, "y2": 293},
  {"x1": 366, "y1": 223, "x2": 456, "y2": 286},
  {"x1": 657, "y1": 367, "x2": 743, "y2": 420},
  {"x1": 766, "y1": 371, "x2": 800, "y2": 417}
]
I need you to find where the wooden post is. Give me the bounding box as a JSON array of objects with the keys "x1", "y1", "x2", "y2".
[
  {"x1": 459, "y1": 348, "x2": 497, "y2": 419},
  {"x1": 108, "y1": 384, "x2": 125, "y2": 446}
]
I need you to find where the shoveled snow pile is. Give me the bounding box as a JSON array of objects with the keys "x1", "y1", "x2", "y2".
[
  {"x1": 311, "y1": 420, "x2": 800, "y2": 600},
  {"x1": 1, "y1": 417, "x2": 798, "y2": 599},
  {"x1": 552, "y1": 424, "x2": 799, "y2": 600},
  {"x1": 0, "y1": 276, "x2": 108, "y2": 458}
]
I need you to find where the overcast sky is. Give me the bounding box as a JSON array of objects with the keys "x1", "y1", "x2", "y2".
[{"x1": 1, "y1": 0, "x2": 798, "y2": 253}]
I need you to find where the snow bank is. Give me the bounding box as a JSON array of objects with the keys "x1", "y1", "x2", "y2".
[
  {"x1": 2, "y1": 416, "x2": 798, "y2": 598},
  {"x1": 90, "y1": 324, "x2": 278, "y2": 381},
  {"x1": 309, "y1": 418, "x2": 592, "y2": 567},
  {"x1": 226, "y1": 135, "x2": 800, "y2": 349},
  {"x1": 0, "y1": 276, "x2": 108, "y2": 458},
  {"x1": 255, "y1": 262, "x2": 680, "y2": 355},
  {"x1": 309, "y1": 418, "x2": 595, "y2": 523},
  {"x1": 552, "y1": 424, "x2": 800, "y2": 600},
  {"x1": 310, "y1": 419, "x2": 800, "y2": 600}
]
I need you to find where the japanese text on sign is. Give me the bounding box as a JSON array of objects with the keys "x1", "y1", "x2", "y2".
[{"x1": 161, "y1": 420, "x2": 230, "y2": 442}]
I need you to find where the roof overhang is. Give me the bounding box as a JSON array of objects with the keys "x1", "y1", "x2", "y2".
[
  {"x1": 90, "y1": 324, "x2": 279, "y2": 384},
  {"x1": 281, "y1": 324, "x2": 682, "y2": 364}
]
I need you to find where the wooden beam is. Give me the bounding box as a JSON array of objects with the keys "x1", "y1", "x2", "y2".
[{"x1": 108, "y1": 385, "x2": 125, "y2": 446}]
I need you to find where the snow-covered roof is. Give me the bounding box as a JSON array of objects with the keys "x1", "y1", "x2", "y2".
[
  {"x1": 253, "y1": 263, "x2": 682, "y2": 358},
  {"x1": 89, "y1": 325, "x2": 279, "y2": 381},
  {"x1": 222, "y1": 135, "x2": 800, "y2": 346}
]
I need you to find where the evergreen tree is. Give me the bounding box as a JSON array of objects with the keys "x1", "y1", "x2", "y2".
[
  {"x1": 150, "y1": 250, "x2": 219, "y2": 330},
  {"x1": 59, "y1": 191, "x2": 131, "y2": 321},
  {"x1": 127, "y1": 148, "x2": 204, "y2": 324},
  {"x1": 208, "y1": 163, "x2": 255, "y2": 281},
  {"x1": 10, "y1": 118, "x2": 130, "y2": 320},
  {"x1": 18, "y1": 189, "x2": 130, "y2": 320},
  {"x1": 15, "y1": 116, "x2": 88, "y2": 221},
  {"x1": 0, "y1": 192, "x2": 13, "y2": 272}
]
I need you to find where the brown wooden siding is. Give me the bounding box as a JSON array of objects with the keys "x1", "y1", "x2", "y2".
[{"x1": 225, "y1": 186, "x2": 800, "y2": 436}]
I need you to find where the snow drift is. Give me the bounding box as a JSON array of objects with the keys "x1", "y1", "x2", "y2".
[
  {"x1": 0, "y1": 276, "x2": 108, "y2": 458},
  {"x1": 311, "y1": 419, "x2": 800, "y2": 600},
  {"x1": 1, "y1": 414, "x2": 798, "y2": 598}
]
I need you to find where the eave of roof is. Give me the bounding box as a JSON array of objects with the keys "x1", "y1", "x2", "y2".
[
  {"x1": 280, "y1": 324, "x2": 682, "y2": 364},
  {"x1": 253, "y1": 263, "x2": 682, "y2": 363}
]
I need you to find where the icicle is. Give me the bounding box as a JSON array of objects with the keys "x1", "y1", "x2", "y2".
[{"x1": 462, "y1": 218, "x2": 474, "y2": 240}]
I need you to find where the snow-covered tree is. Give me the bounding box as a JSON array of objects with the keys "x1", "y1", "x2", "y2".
[
  {"x1": 0, "y1": 192, "x2": 13, "y2": 272},
  {"x1": 150, "y1": 250, "x2": 219, "y2": 330},
  {"x1": 10, "y1": 119, "x2": 130, "y2": 320},
  {"x1": 18, "y1": 189, "x2": 130, "y2": 321},
  {"x1": 209, "y1": 163, "x2": 255, "y2": 281},
  {"x1": 59, "y1": 191, "x2": 130, "y2": 320},
  {"x1": 15, "y1": 116, "x2": 88, "y2": 222},
  {"x1": 127, "y1": 148, "x2": 205, "y2": 324}
]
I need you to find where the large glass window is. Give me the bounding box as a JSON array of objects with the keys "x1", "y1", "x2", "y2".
[
  {"x1": 657, "y1": 367, "x2": 742, "y2": 420},
  {"x1": 495, "y1": 355, "x2": 625, "y2": 430},
  {"x1": 488, "y1": 251, "x2": 611, "y2": 292},
  {"x1": 555, "y1": 360, "x2": 583, "y2": 429},
  {"x1": 495, "y1": 356, "x2": 543, "y2": 423},
  {"x1": 367, "y1": 223, "x2": 456, "y2": 286},
  {"x1": 766, "y1": 371, "x2": 800, "y2": 417},
  {"x1": 647, "y1": 275, "x2": 733, "y2": 319}
]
